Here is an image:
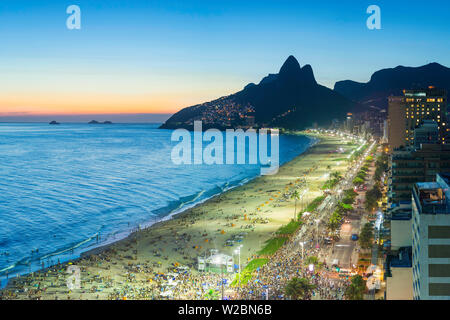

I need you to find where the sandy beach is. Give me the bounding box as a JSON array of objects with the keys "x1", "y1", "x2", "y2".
[{"x1": 0, "y1": 132, "x2": 359, "y2": 300}]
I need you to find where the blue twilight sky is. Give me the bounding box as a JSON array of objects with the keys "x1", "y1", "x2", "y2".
[{"x1": 0, "y1": 0, "x2": 449, "y2": 120}]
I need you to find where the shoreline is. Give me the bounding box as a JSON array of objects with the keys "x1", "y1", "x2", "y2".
[
  {"x1": 0, "y1": 132, "x2": 316, "y2": 287},
  {"x1": 1, "y1": 133, "x2": 357, "y2": 300},
  {"x1": 80, "y1": 134, "x2": 320, "y2": 259}
]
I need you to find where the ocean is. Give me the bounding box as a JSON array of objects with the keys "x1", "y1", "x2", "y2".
[{"x1": 0, "y1": 123, "x2": 316, "y2": 286}]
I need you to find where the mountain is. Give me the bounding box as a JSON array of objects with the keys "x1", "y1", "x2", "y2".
[
  {"x1": 334, "y1": 63, "x2": 450, "y2": 110},
  {"x1": 160, "y1": 56, "x2": 358, "y2": 130}
]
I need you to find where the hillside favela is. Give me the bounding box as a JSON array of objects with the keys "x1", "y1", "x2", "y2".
[{"x1": 1, "y1": 1, "x2": 450, "y2": 308}]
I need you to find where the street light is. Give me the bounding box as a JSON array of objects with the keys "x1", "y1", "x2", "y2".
[
  {"x1": 213, "y1": 256, "x2": 224, "y2": 300},
  {"x1": 234, "y1": 245, "x2": 243, "y2": 296},
  {"x1": 299, "y1": 241, "x2": 305, "y2": 260}
]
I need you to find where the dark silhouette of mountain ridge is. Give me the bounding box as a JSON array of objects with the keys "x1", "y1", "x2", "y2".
[
  {"x1": 160, "y1": 56, "x2": 357, "y2": 130},
  {"x1": 334, "y1": 63, "x2": 450, "y2": 109}
]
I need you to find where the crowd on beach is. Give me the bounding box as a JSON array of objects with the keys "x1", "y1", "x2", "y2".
[
  {"x1": 238, "y1": 234, "x2": 348, "y2": 300},
  {"x1": 1, "y1": 175, "x2": 332, "y2": 301},
  {"x1": 0, "y1": 136, "x2": 360, "y2": 301}
]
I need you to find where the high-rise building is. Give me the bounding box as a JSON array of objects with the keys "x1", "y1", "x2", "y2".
[
  {"x1": 389, "y1": 143, "x2": 450, "y2": 205},
  {"x1": 346, "y1": 112, "x2": 354, "y2": 133},
  {"x1": 388, "y1": 87, "x2": 447, "y2": 151},
  {"x1": 412, "y1": 173, "x2": 450, "y2": 300},
  {"x1": 388, "y1": 120, "x2": 450, "y2": 206},
  {"x1": 388, "y1": 96, "x2": 406, "y2": 150}
]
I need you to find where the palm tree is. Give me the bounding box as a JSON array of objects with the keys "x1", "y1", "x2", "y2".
[
  {"x1": 291, "y1": 190, "x2": 300, "y2": 221},
  {"x1": 285, "y1": 277, "x2": 316, "y2": 300},
  {"x1": 344, "y1": 275, "x2": 366, "y2": 300},
  {"x1": 331, "y1": 171, "x2": 342, "y2": 180},
  {"x1": 358, "y1": 223, "x2": 374, "y2": 250},
  {"x1": 328, "y1": 211, "x2": 342, "y2": 234}
]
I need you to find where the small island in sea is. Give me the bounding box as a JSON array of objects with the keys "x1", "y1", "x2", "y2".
[{"x1": 88, "y1": 120, "x2": 113, "y2": 124}]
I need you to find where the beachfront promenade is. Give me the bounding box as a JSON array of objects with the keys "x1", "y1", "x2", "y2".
[{"x1": 0, "y1": 132, "x2": 372, "y2": 300}]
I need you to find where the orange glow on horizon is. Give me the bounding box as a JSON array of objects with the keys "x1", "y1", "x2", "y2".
[{"x1": 0, "y1": 92, "x2": 203, "y2": 116}]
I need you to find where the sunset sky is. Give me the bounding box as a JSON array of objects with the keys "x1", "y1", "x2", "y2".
[{"x1": 1, "y1": 0, "x2": 449, "y2": 121}]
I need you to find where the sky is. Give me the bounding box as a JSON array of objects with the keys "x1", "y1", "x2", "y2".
[{"x1": 0, "y1": 0, "x2": 449, "y2": 122}]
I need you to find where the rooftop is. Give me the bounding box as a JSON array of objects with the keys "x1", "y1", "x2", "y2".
[{"x1": 413, "y1": 174, "x2": 450, "y2": 214}]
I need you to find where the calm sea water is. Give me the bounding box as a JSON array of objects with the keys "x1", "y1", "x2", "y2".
[{"x1": 0, "y1": 123, "x2": 315, "y2": 285}]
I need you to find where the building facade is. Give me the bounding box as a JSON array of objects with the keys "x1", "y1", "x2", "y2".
[
  {"x1": 388, "y1": 87, "x2": 447, "y2": 151},
  {"x1": 414, "y1": 120, "x2": 439, "y2": 149},
  {"x1": 385, "y1": 246, "x2": 413, "y2": 300},
  {"x1": 412, "y1": 174, "x2": 450, "y2": 300},
  {"x1": 389, "y1": 144, "x2": 450, "y2": 205},
  {"x1": 388, "y1": 96, "x2": 407, "y2": 151}
]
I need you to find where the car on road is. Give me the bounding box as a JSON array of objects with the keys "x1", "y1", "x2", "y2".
[{"x1": 351, "y1": 234, "x2": 359, "y2": 241}]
